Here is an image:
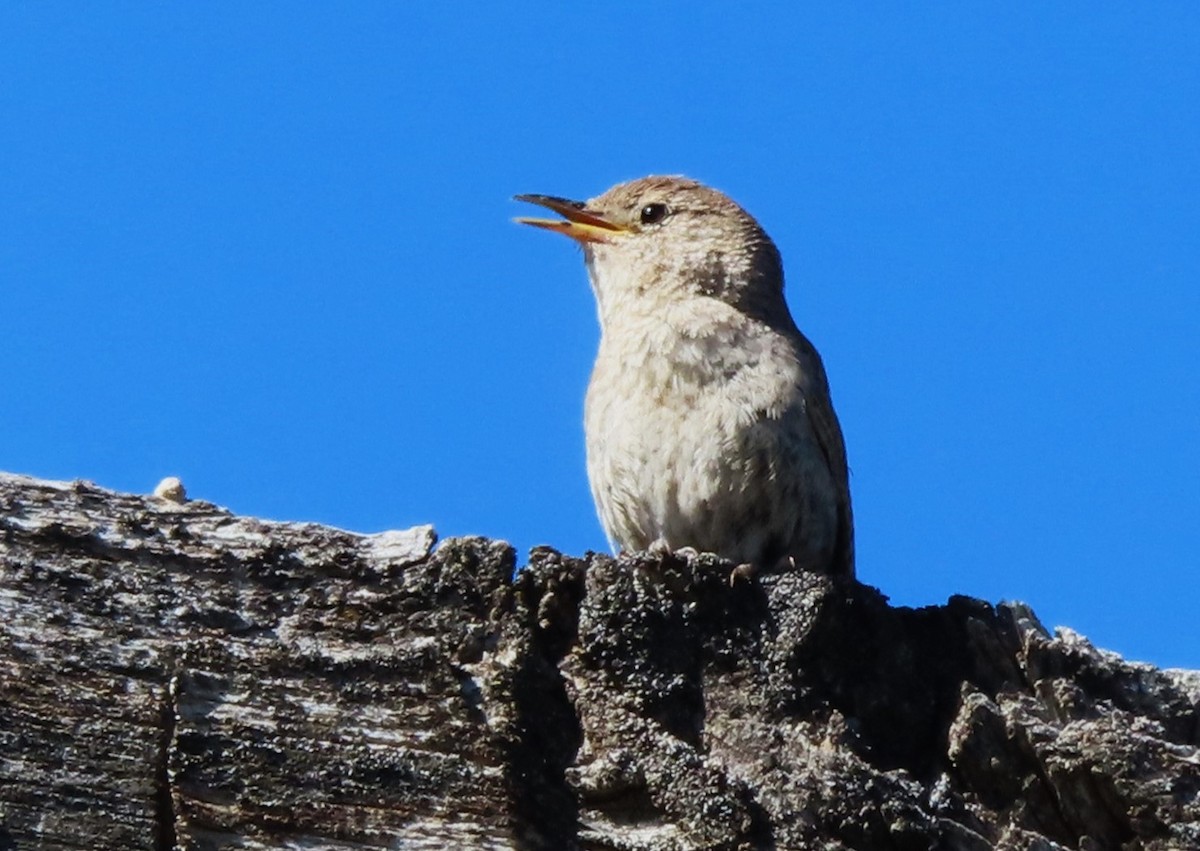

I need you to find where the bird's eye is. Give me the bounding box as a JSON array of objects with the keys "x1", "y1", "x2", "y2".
[{"x1": 639, "y1": 203, "x2": 669, "y2": 225}]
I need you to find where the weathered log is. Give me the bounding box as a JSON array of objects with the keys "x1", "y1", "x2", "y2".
[{"x1": 0, "y1": 471, "x2": 1197, "y2": 850}]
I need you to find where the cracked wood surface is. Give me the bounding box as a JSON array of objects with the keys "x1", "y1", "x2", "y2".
[{"x1": 1, "y1": 471, "x2": 1198, "y2": 850}]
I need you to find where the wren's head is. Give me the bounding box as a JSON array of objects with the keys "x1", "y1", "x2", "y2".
[{"x1": 516, "y1": 176, "x2": 788, "y2": 333}]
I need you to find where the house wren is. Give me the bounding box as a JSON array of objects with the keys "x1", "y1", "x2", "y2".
[{"x1": 515, "y1": 176, "x2": 854, "y2": 577}]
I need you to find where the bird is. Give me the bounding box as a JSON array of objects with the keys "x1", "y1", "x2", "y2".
[{"x1": 514, "y1": 176, "x2": 854, "y2": 578}]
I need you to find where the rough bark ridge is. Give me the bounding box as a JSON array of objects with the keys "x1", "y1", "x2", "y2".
[{"x1": 0, "y1": 472, "x2": 1196, "y2": 851}]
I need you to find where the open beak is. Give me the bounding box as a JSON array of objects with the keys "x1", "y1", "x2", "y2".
[{"x1": 513, "y1": 194, "x2": 628, "y2": 244}]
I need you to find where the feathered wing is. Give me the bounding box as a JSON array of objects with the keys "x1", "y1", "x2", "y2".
[{"x1": 796, "y1": 335, "x2": 855, "y2": 578}]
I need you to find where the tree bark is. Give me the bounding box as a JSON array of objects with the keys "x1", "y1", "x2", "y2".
[{"x1": 0, "y1": 471, "x2": 1197, "y2": 850}]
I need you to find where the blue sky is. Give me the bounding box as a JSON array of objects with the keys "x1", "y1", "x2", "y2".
[{"x1": 2, "y1": 6, "x2": 1197, "y2": 668}]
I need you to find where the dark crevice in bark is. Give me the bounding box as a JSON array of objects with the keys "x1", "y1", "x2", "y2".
[
  {"x1": 155, "y1": 667, "x2": 179, "y2": 851},
  {"x1": 506, "y1": 554, "x2": 587, "y2": 850}
]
